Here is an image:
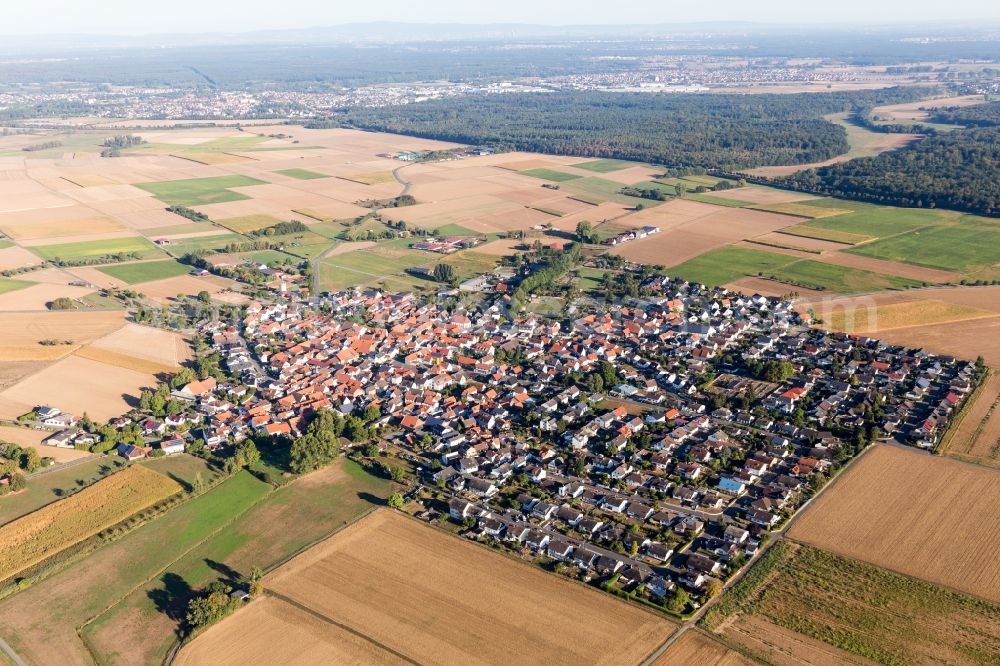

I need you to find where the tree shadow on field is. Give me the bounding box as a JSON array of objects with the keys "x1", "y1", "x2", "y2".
[
  {"x1": 204, "y1": 559, "x2": 243, "y2": 587},
  {"x1": 147, "y1": 572, "x2": 193, "y2": 629},
  {"x1": 356, "y1": 491, "x2": 387, "y2": 506},
  {"x1": 121, "y1": 393, "x2": 141, "y2": 409},
  {"x1": 165, "y1": 472, "x2": 193, "y2": 493}
]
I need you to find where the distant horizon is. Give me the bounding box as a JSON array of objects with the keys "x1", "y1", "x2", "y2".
[{"x1": 4, "y1": 0, "x2": 1000, "y2": 38}]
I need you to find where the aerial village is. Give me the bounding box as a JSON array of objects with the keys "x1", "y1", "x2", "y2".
[{"x1": 28, "y1": 266, "x2": 977, "y2": 610}]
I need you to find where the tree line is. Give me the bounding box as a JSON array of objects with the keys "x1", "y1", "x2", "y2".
[
  {"x1": 336, "y1": 88, "x2": 933, "y2": 170},
  {"x1": 778, "y1": 125, "x2": 1000, "y2": 216}
]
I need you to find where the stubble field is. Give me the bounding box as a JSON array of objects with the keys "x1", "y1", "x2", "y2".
[
  {"x1": 654, "y1": 631, "x2": 754, "y2": 666},
  {"x1": 213, "y1": 510, "x2": 675, "y2": 666},
  {"x1": 787, "y1": 445, "x2": 1000, "y2": 602}
]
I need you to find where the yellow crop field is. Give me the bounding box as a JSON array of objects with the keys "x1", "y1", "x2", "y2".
[
  {"x1": 0, "y1": 465, "x2": 181, "y2": 581},
  {"x1": 340, "y1": 171, "x2": 395, "y2": 185},
  {"x1": 827, "y1": 299, "x2": 996, "y2": 333}
]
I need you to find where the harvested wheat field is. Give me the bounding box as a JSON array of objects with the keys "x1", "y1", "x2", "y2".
[
  {"x1": 0, "y1": 354, "x2": 157, "y2": 420},
  {"x1": 946, "y1": 373, "x2": 1000, "y2": 467},
  {"x1": 823, "y1": 299, "x2": 997, "y2": 333},
  {"x1": 789, "y1": 445, "x2": 1000, "y2": 602},
  {"x1": 719, "y1": 615, "x2": 874, "y2": 666},
  {"x1": 705, "y1": 187, "x2": 816, "y2": 205},
  {"x1": 87, "y1": 323, "x2": 190, "y2": 368},
  {"x1": 0, "y1": 282, "x2": 95, "y2": 311},
  {"x1": 654, "y1": 631, "x2": 754, "y2": 666},
  {"x1": 0, "y1": 311, "x2": 124, "y2": 349},
  {"x1": 323, "y1": 241, "x2": 376, "y2": 257},
  {"x1": 176, "y1": 596, "x2": 405, "y2": 666},
  {"x1": 841, "y1": 314, "x2": 1000, "y2": 367},
  {"x1": 475, "y1": 238, "x2": 525, "y2": 256},
  {"x1": 266, "y1": 510, "x2": 674, "y2": 665},
  {"x1": 0, "y1": 245, "x2": 43, "y2": 270}
]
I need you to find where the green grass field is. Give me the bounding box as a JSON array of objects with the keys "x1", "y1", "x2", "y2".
[
  {"x1": 573, "y1": 159, "x2": 636, "y2": 173},
  {"x1": 81, "y1": 458, "x2": 400, "y2": 665},
  {"x1": 0, "y1": 239, "x2": 13, "y2": 250},
  {"x1": 441, "y1": 251, "x2": 499, "y2": 280},
  {"x1": 847, "y1": 215, "x2": 1000, "y2": 273},
  {"x1": 162, "y1": 233, "x2": 246, "y2": 255},
  {"x1": 0, "y1": 470, "x2": 270, "y2": 664},
  {"x1": 520, "y1": 168, "x2": 581, "y2": 182},
  {"x1": 704, "y1": 544, "x2": 1000, "y2": 665},
  {"x1": 666, "y1": 246, "x2": 795, "y2": 286},
  {"x1": 799, "y1": 199, "x2": 950, "y2": 240},
  {"x1": 239, "y1": 249, "x2": 302, "y2": 266},
  {"x1": 0, "y1": 278, "x2": 31, "y2": 295},
  {"x1": 304, "y1": 221, "x2": 348, "y2": 240},
  {"x1": 563, "y1": 176, "x2": 663, "y2": 209},
  {"x1": 666, "y1": 246, "x2": 920, "y2": 292},
  {"x1": 31, "y1": 237, "x2": 163, "y2": 262},
  {"x1": 135, "y1": 175, "x2": 266, "y2": 207},
  {"x1": 686, "y1": 193, "x2": 754, "y2": 208},
  {"x1": 318, "y1": 244, "x2": 437, "y2": 291},
  {"x1": 423, "y1": 223, "x2": 479, "y2": 237},
  {"x1": 275, "y1": 168, "x2": 328, "y2": 180},
  {"x1": 97, "y1": 259, "x2": 192, "y2": 285}
]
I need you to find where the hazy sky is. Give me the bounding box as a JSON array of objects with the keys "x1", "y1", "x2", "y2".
[{"x1": 7, "y1": 0, "x2": 1000, "y2": 34}]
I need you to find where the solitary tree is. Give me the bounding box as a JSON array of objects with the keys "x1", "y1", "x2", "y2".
[
  {"x1": 575, "y1": 220, "x2": 593, "y2": 243},
  {"x1": 433, "y1": 263, "x2": 457, "y2": 285}
]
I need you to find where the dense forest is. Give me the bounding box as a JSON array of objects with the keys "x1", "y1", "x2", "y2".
[
  {"x1": 778, "y1": 125, "x2": 1000, "y2": 215},
  {"x1": 338, "y1": 89, "x2": 931, "y2": 170},
  {"x1": 927, "y1": 101, "x2": 1000, "y2": 127}
]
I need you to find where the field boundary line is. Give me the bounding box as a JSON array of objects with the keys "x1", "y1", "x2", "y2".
[
  {"x1": 937, "y1": 368, "x2": 994, "y2": 455},
  {"x1": 264, "y1": 591, "x2": 423, "y2": 665}
]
